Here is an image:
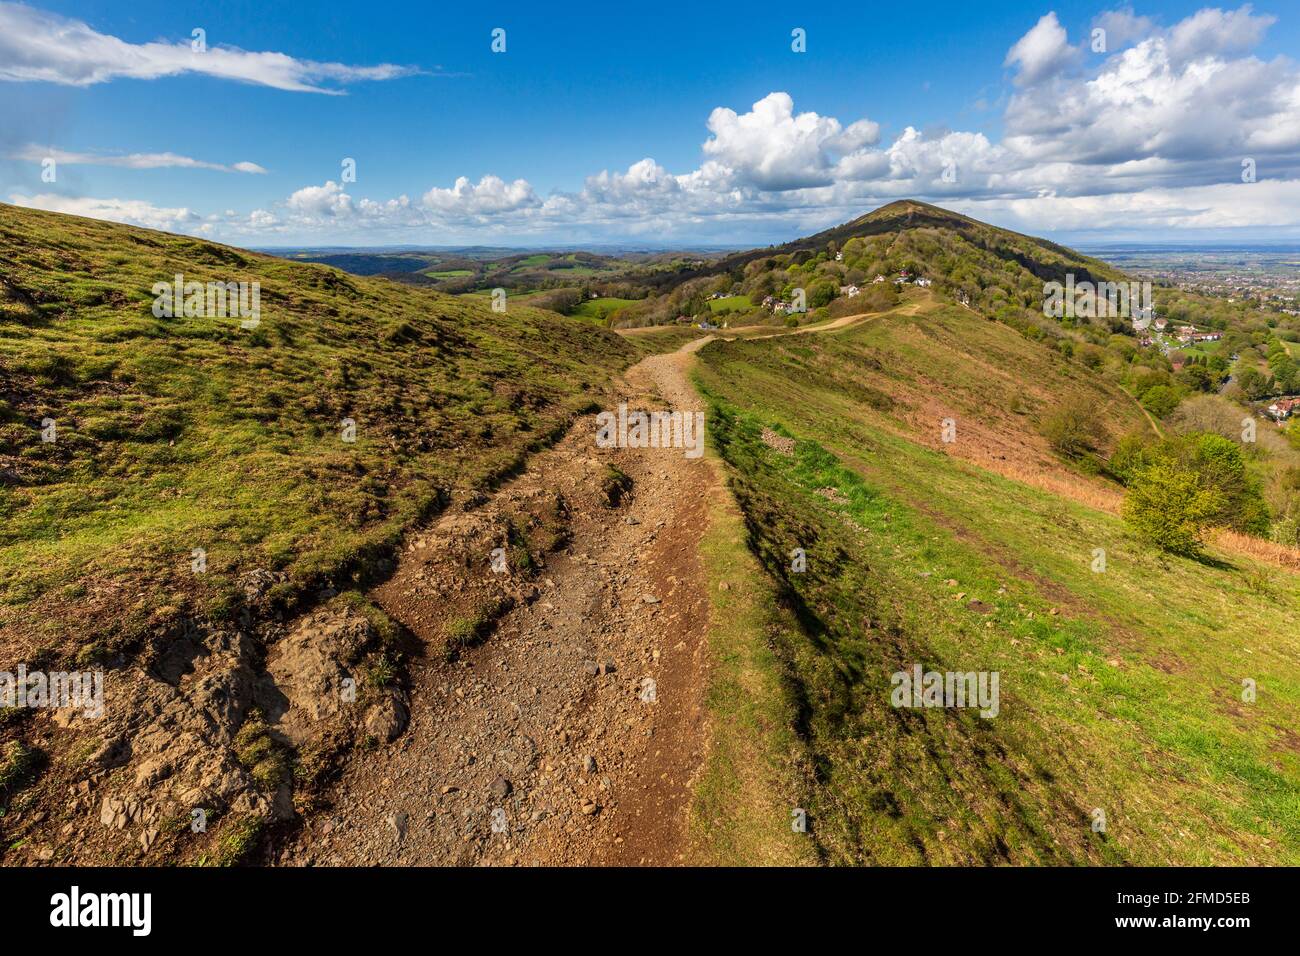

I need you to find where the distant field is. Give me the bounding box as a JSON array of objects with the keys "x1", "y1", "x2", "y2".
[
  {"x1": 1176, "y1": 339, "x2": 1221, "y2": 357},
  {"x1": 709, "y1": 295, "x2": 752, "y2": 313},
  {"x1": 425, "y1": 269, "x2": 474, "y2": 278},
  {"x1": 573, "y1": 296, "x2": 636, "y2": 323}
]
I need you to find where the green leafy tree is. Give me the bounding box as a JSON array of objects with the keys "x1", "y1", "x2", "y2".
[
  {"x1": 1117, "y1": 431, "x2": 1271, "y2": 540},
  {"x1": 1180, "y1": 433, "x2": 1271, "y2": 534},
  {"x1": 1123, "y1": 461, "x2": 1225, "y2": 556},
  {"x1": 1178, "y1": 363, "x2": 1214, "y2": 392},
  {"x1": 808, "y1": 279, "x2": 838, "y2": 309},
  {"x1": 1140, "y1": 384, "x2": 1182, "y2": 418},
  {"x1": 1236, "y1": 366, "x2": 1271, "y2": 401}
]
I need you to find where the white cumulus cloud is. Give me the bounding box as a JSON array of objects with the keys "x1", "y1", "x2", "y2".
[
  {"x1": 1005, "y1": 12, "x2": 1081, "y2": 86},
  {"x1": 421, "y1": 175, "x2": 539, "y2": 216},
  {"x1": 702, "y1": 92, "x2": 881, "y2": 190}
]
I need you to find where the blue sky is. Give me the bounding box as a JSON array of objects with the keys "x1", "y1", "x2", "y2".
[{"x1": 4, "y1": 1, "x2": 1300, "y2": 246}]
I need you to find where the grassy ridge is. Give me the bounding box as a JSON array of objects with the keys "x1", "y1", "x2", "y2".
[
  {"x1": 692, "y1": 310, "x2": 1300, "y2": 864},
  {"x1": 0, "y1": 204, "x2": 635, "y2": 657},
  {"x1": 689, "y1": 480, "x2": 820, "y2": 866}
]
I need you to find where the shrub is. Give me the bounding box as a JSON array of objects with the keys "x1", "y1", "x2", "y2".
[
  {"x1": 1181, "y1": 433, "x2": 1271, "y2": 535},
  {"x1": 1140, "y1": 384, "x2": 1182, "y2": 418},
  {"x1": 1108, "y1": 432, "x2": 1151, "y2": 482},
  {"x1": 1115, "y1": 431, "x2": 1270, "y2": 536},
  {"x1": 1272, "y1": 514, "x2": 1300, "y2": 548},
  {"x1": 1041, "y1": 396, "x2": 1108, "y2": 459},
  {"x1": 1122, "y1": 461, "x2": 1225, "y2": 555},
  {"x1": 1075, "y1": 343, "x2": 1106, "y2": 369}
]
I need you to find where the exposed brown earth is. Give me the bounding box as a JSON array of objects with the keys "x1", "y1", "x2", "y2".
[{"x1": 278, "y1": 340, "x2": 720, "y2": 866}]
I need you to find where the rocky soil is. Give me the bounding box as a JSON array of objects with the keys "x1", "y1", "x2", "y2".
[
  {"x1": 276, "y1": 343, "x2": 719, "y2": 866},
  {"x1": 1, "y1": 341, "x2": 720, "y2": 867}
]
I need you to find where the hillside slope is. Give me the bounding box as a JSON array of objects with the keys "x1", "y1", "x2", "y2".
[
  {"x1": 0, "y1": 203, "x2": 639, "y2": 863},
  {"x1": 730, "y1": 199, "x2": 1122, "y2": 284},
  {"x1": 4, "y1": 200, "x2": 1296, "y2": 868},
  {"x1": 0, "y1": 204, "x2": 635, "y2": 648},
  {"x1": 607, "y1": 200, "x2": 1135, "y2": 338},
  {"x1": 691, "y1": 294, "x2": 1300, "y2": 864}
]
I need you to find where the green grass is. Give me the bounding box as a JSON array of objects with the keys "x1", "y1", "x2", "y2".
[
  {"x1": 690, "y1": 483, "x2": 820, "y2": 865},
  {"x1": 0, "y1": 203, "x2": 636, "y2": 656},
  {"x1": 441, "y1": 595, "x2": 511, "y2": 659},
  {"x1": 1175, "y1": 339, "x2": 1221, "y2": 358},
  {"x1": 691, "y1": 310, "x2": 1300, "y2": 864},
  {"x1": 233, "y1": 708, "x2": 290, "y2": 791},
  {"x1": 0, "y1": 741, "x2": 40, "y2": 799},
  {"x1": 208, "y1": 814, "x2": 265, "y2": 866},
  {"x1": 573, "y1": 297, "x2": 637, "y2": 323},
  {"x1": 709, "y1": 295, "x2": 752, "y2": 313}
]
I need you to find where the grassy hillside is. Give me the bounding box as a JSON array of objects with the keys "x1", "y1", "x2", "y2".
[
  {"x1": 608, "y1": 199, "x2": 1131, "y2": 335},
  {"x1": 0, "y1": 203, "x2": 636, "y2": 661},
  {"x1": 692, "y1": 299, "x2": 1300, "y2": 864}
]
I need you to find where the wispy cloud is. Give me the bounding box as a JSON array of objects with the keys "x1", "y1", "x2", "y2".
[
  {"x1": 0, "y1": 2, "x2": 422, "y2": 94},
  {"x1": 9, "y1": 144, "x2": 266, "y2": 174}
]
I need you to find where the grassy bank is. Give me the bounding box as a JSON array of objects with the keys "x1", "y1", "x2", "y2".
[
  {"x1": 690, "y1": 313, "x2": 1300, "y2": 864},
  {"x1": 0, "y1": 204, "x2": 637, "y2": 659},
  {"x1": 689, "y1": 478, "x2": 820, "y2": 866}
]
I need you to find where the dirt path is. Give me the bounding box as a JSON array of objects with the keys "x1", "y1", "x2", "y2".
[
  {"x1": 281, "y1": 341, "x2": 718, "y2": 867},
  {"x1": 279, "y1": 306, "x2": 920, "y2": 867},
  {"x1": 725, "y1": 296, "x2": 932, "y2": 341},
  {"x1": 1121, "y1": 384, "x2": 1165, "y2": 439}
]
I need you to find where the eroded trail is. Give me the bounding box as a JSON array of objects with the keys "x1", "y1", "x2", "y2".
[{"x1": 282, "y1": 341, "x2": 717, "y2": 866}]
